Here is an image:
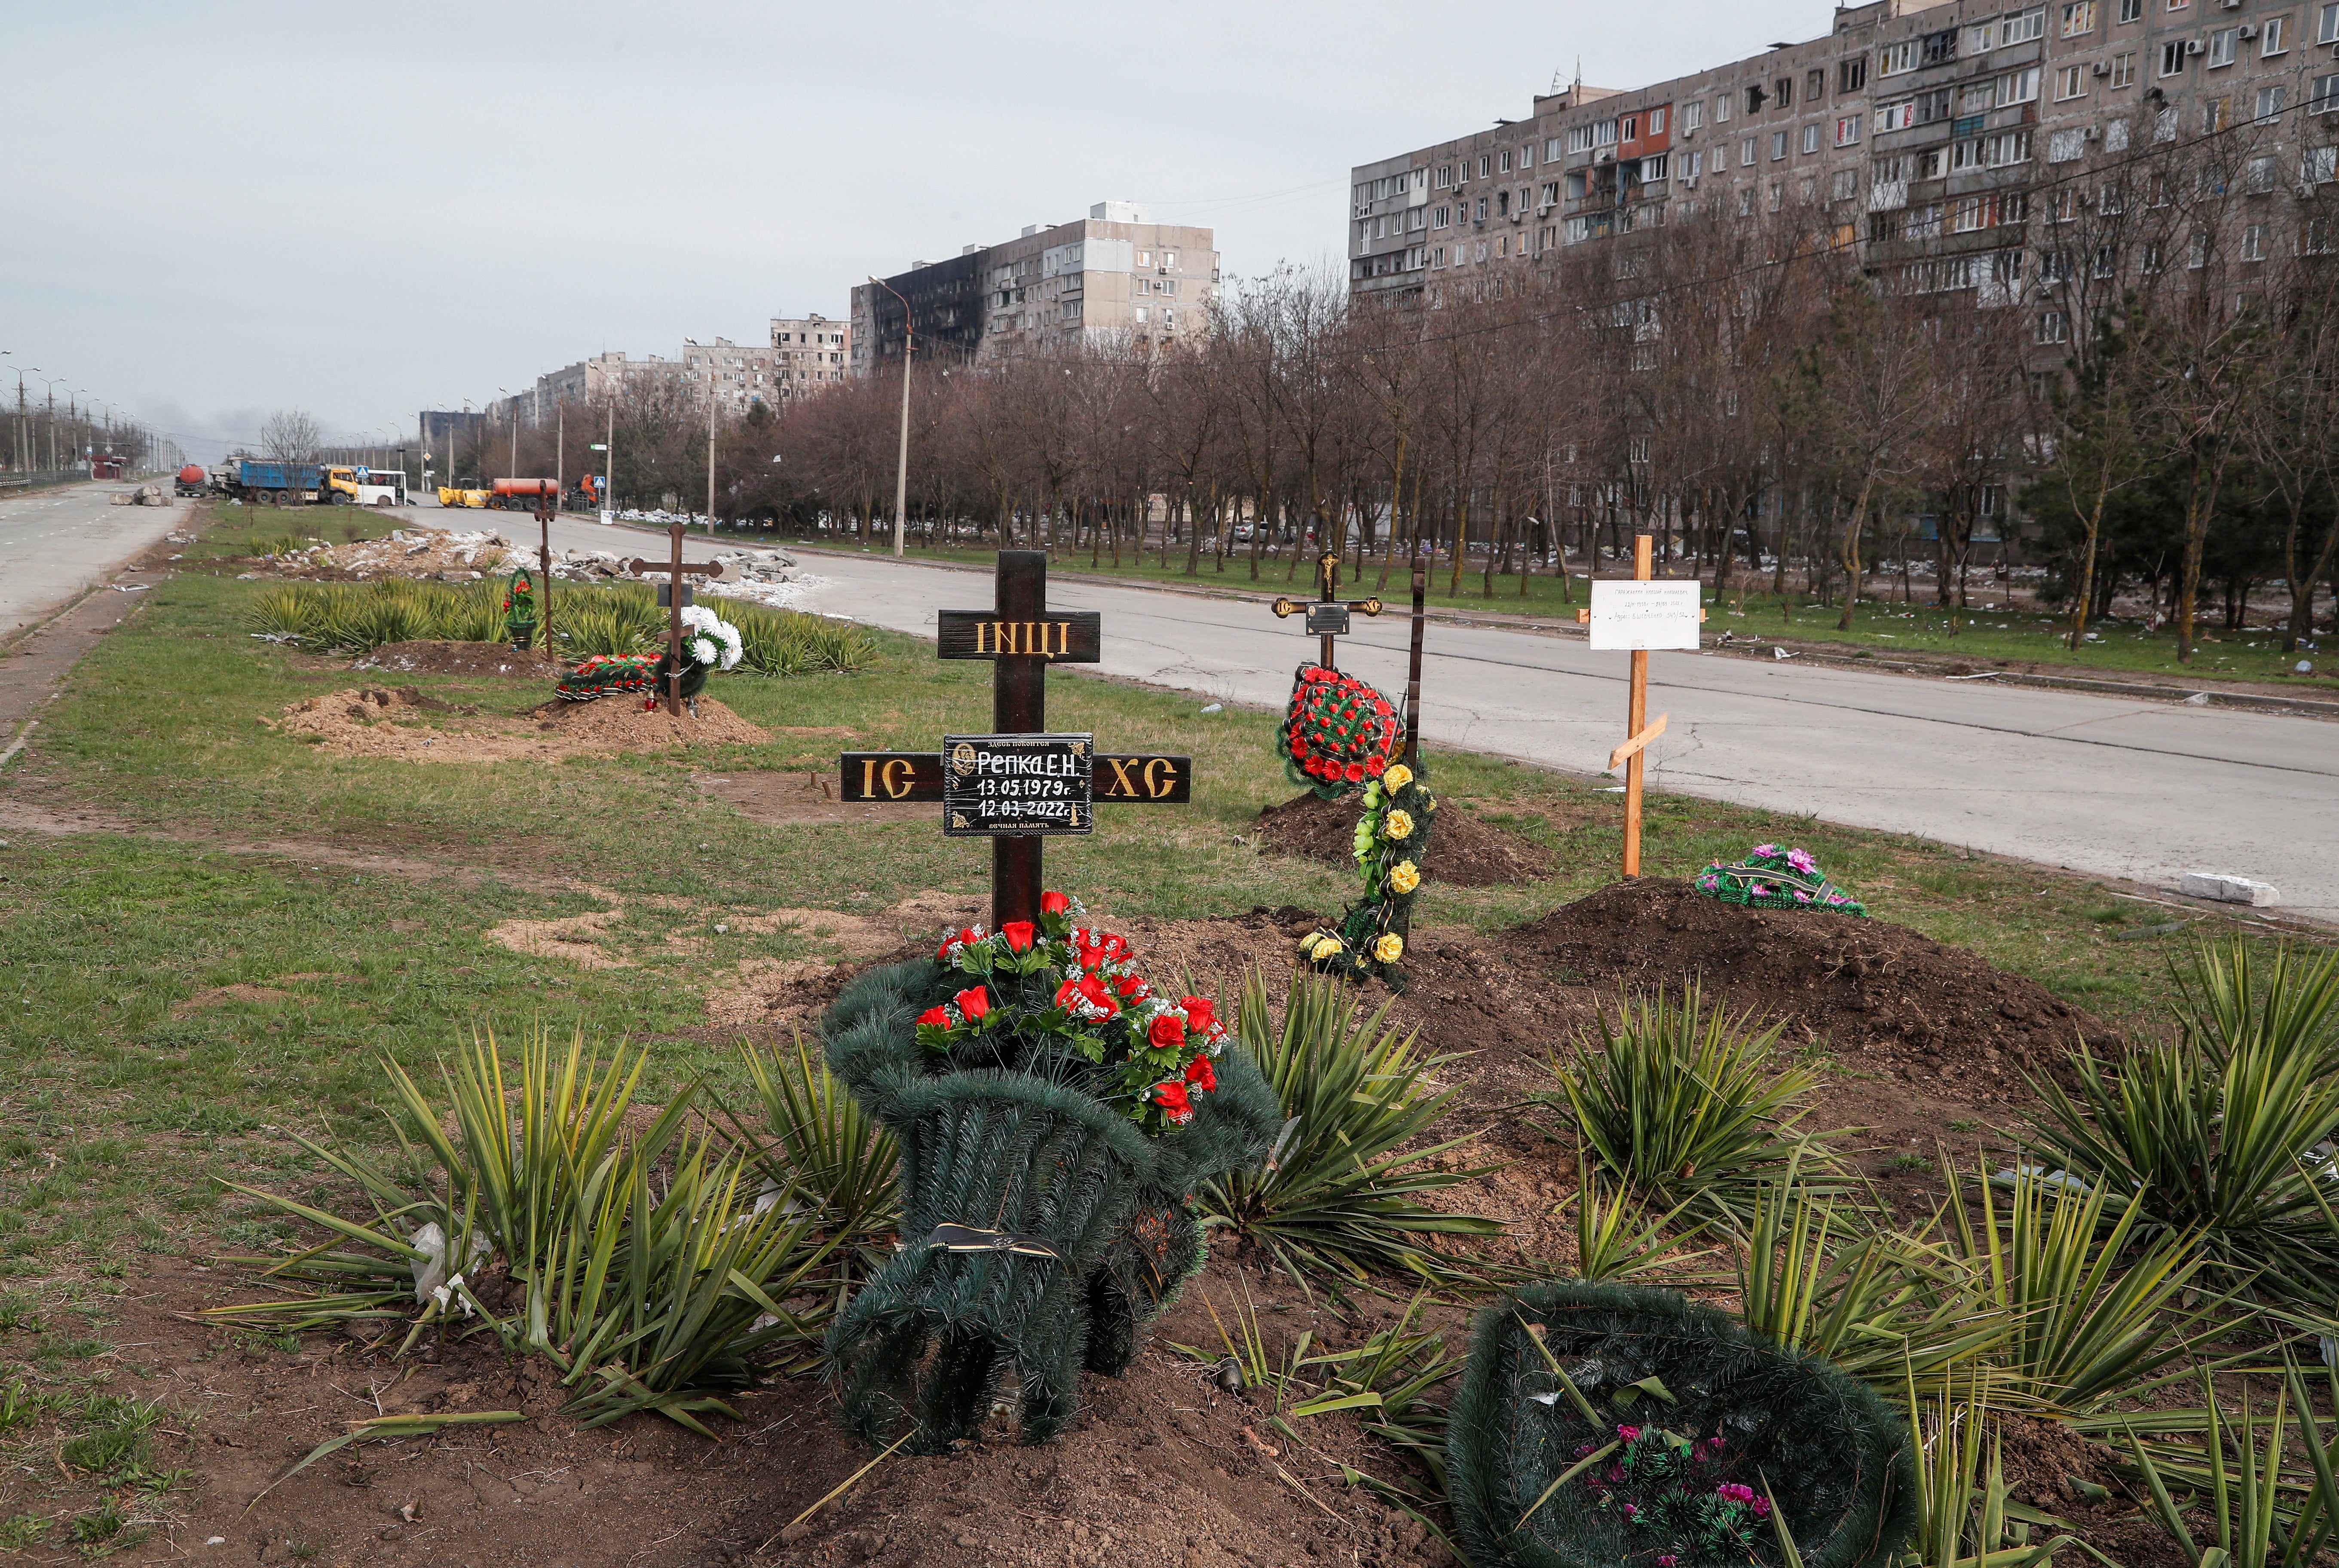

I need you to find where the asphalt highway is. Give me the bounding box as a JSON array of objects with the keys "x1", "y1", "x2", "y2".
[{"x1": 0, "y1": 481, "x2": 187, "y2": 635}]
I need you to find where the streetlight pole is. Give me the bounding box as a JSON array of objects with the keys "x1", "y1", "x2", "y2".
[{"x1": 870, "y1": 274, "x2": 912, "y2": 557}]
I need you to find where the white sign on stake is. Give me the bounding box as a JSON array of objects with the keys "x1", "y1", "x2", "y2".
[{"x1": 1589, "y1": 579, "x2": 1702, "y2": 651}]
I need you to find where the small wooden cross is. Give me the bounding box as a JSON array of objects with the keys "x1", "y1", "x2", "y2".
[
  {"x1": 837, "y1": 551, "x2": 1193, "y2": 928},
  {"x1": 1271, "y1": 552, "x2": 1383, "y2": 671},
  {"x1": 1576, "y1": 534, "x2": 1705, "y2": 878},
  {"x1": 531, "y1": 487, "x2": 556, "y2": 663},
  {"x1": 628, "y1": 521, "x2": 724, "y2": 715}
]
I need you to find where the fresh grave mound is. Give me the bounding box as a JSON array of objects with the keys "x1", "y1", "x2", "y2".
[
  {"x1": 266, "y1": 686, "x2": 769, "y2": 762},
  {"x1": 1255, "y1": 789, "x2": 1554, "y2": 887},
  {"x1": 352, "y1": 639, "x2": 545, "y2": 677},
  {"x1": 1513, "y1": 878, "x2": 2119, "y2": 1091}
]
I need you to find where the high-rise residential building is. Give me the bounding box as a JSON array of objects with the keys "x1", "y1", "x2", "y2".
[
  {"x1": 769, "y1": 314, "x2": 851, "y2": 398},
  {"x1": 851, "y1": 202, "x2": 1218, "y2": 374},
  {"x1": 481, "y1": 313, "x2": 852, "y2": 428},
  {"x1": 1349, "y1": 0, "x2": 2331, "y2": 298}
]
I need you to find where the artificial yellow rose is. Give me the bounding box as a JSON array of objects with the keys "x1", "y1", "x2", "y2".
[
  {"x1": 1374, "y1": 933, "x2": 1405, "y2": 963},
  {"x1": 1382, "y1": 764, "x2": 1413, "y2": 792},
  {"x1": 1388, "y1": 860, "x2": 1421, "y2": 894},
  {"x1": 1307, "y1": 933, "x2": 1343, "y2": 959},
  {"x1": 1384, "y1": 809, "x2": 1414, "y2": 841}
]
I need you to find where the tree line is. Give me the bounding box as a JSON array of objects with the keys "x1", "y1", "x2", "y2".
[{"x1": 490, "y1": 107, "x2": 2339, "y2": 661}]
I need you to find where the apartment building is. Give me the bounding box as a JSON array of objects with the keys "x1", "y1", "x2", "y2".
[
  {"x1": 769, "y1": 314, "x2": 851, "y2": 398},
  {"x1": 851, "y1": 202, "x2": 1218, "y2": 373},
  {"x1": 1349, "y1": 0, "x2": 2339, "y2": 297}
]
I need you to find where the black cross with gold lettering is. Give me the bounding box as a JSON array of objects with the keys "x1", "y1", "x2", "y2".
[
  {"x1": 1272, "y1": 552, "x2": 1383, "y2": 671},
  {"x1": 838, "y1": 551, "x2": 1192, "y2": 928}
]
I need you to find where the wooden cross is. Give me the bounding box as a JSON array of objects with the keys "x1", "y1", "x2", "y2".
[
  {"x1": 1576, "y1": 533, "x2": 1704, "y2": 879},
  {"x1": 1271, "y1": 552, "x2": 1383, "y2": 671},
  {"x1": 837, "y1": 550, "x2": 1193, "y2": 928},
  {"x1": 532, "y1": 487, "x2": 556, "y2": 664},
  {"x1": 628, "y1": 521, "x2": 724, "y2": 715}
]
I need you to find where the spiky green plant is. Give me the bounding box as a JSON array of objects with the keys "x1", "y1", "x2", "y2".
[
  {"x1": 1899, "y1": 1375, "x2": 2090, "y2": 1568},
  {"x1": 726, "y1": 1036, "x2": 901, "y2": 1298},
  {"x1": 1943, "y1": 1164, "x2": 2216, "y2": 1416},
  {"x1": 1565, "y1": 1165, "x2": 1714, "y2": 1284},
  {"x1": 2119, "y1": 1359, "x2": 2339, "y2": 1568},
  {"x1": 1738, "y1": 1167, "x2": 2010, "y2": 1403},
  {"x1": 1197, "y1": 968, "x2": 1503, "y2": 1289},
  {"x1": 206, "y1": 1029, "x2": 840, "y2": 1433},
  {"x1": 1553, "y1": 985, "x2": 1840, "y2": 1231},
  {"x1": 2028, "y1": 1019, "x2": 2339, "y2": 1299},
  {"x1": 2174, "y1": 940, "x2": 2339, "y2": 1070}
]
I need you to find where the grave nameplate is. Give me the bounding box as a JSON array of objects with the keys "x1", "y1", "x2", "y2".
[{"x1": 942, "y1": 732, "x2": 1095, "y2": 836}]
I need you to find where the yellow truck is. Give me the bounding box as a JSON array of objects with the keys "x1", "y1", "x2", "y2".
[{"x1": 436, "y1": 478, "x2": 494, "y2": 508}]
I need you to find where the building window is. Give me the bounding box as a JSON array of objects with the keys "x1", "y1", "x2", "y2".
[
  {"x1": 1769, "y1": 180, "x2": 1786, "y2": 210},
  {"x1": 1771, "y1": 129, "x2": 1790, "y2": 159},
  {"x1": 1475, "y1": 196, "x2": 1488, "y2": 221},
  {"x1": 1742, "y1": 135, "x2": 1759, "y2": 164},
  {"x1": 1880, "y1": 39, "x2": 1920, "y2": 74},
  {"x1": 1133, "y1": 306, "x2": 1148, "y2": 323},
  {"x1": 1716, "y1": 91, "x2": 1732, "y2": 122},
  {"x1": 2002, "y1": 65, "x2": 2042, "y2": 102},
  {"x1": 1683, "y1": 101, "x2": 1704, "y2": 132},
  {"x1": 1807, "y1": 68, "x2": 1826, "y2": 100},
  {"x1": 1876, "y1": 98, "x2": 1916, "y2": 131},
  {"x1": 1432, "y1": 206, "x2": 1449, "y2": 228},
  {"x1": 1775, "y1": 77, "x2": 1794, "y2": 108},
  {"x1": 2256, "y1": 86, "x2": 2287, "y2": 121},
  {"x1": 2005, "y1": 6, "x2": 2048, "y2": 42},
  {"x1": 2063, "y1": 0, "x2": 2098, "y2": 31},
  {"x1": 2263, "y1": 15, "x2": 2289, "y2": 52},
  {"x1": 1840, "y1": 57, "x2": 1868, "y2": 91},
  {"x1": 1738, "y1": 187, "x2": 1756, "y2": 215},
  {"x1": 2112, "y1": 50, "x2": 2137, "y2": 85},
  {"x1": 1924, "y1": 25, "x2": 1960, "y2": 60},
  {"x1": 2050, "y1": 126, "x2": 2089, "y2": 159},
  {"x1": 2203, "y1": 96, "x2": 2230, "y2": 132},
  {"x1": 2208, "y1": 26, "x2": 2237, "y2": 65},
  {"x1": 2316, "y1": 72, "x2": 2339, "y2": 110},
  {"x1": 2057, "y1": 64, "x2": 2087, "y2": 98},
  {"x1": 2242, "y1": 224, "x2": 2267, "y2": 260},
  {"x1": 1831, "y1": 167, "x2": 1859, "y2": 199},
  {"x1": 1836, "y1": 114, "x2": 1863, "y2": 145},
  {"x1": 2119, "y1": 0, "x2": 2141, "y2": 16},
  {"x1": 2159, "y1": 39, "x2": 2188, "y2": 74},
  {"x1": 1801, "y1": 123, "x2": 1822, "y2": 153},
  {"x1": 2307, "y1": 144, "x2": 2339, "y2": 183},
  {"x1": 1650, "y1": 107, "x2": 1667, "y2": 133},
  {"x1": 2039, "y1": 310, "x2": 2070, "y2": 343}
]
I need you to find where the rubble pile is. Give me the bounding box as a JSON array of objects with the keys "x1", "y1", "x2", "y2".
[
  {"x1": 550, "y1": 545, "x2": 815, "y2": 609},
  {"x1": 247, "y1": 525, "x2": 517, "y2": 582}
]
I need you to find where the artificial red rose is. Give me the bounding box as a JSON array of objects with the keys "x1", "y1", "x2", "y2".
[
  {"x1": 1077, "y1": 973, "x2": 1114, "y2": 1011},
  {"x1": 1117, "y1": 974, "x2": 1147, "y2": 998},
  {"x1": 916, "y1": 1006, "x2": 951, "y2": 1027},
  {"x1": 1101, "y1": 933, "x2": 1130, "y2": 960},
  {"x1": 1184, "y1": 1054, "x2": 1217, "y2": 1093},
  {"x1": 954, "y1": 986, "x2": 991, "y2": 1020},
  {"x1": 936, "y1": 937, "x2": 956, "y2": 961},
  {"x1": 1041, "y1": 890, "x2": 1070, "y2": 916},
  {"x1": 1180, "y1": 995, "x2": 1216, "y2": 1032},
  {"x1": 1153, "y1": 1080, "x2": 1192, "y2": 1118},
  {"x1": 1054, "y1": 976, "x2": 1081, "y2": 1010},
  {"x1": 1000, "y1": 921, "x2": 1035, "y2": 952},
  {"x1": 1147, "y1": 1011, "x2": 1188, "y2": 1050},
  {"x1": 1344, "y1": 761, "x2": 1365, "y2": 784},
  {"x1": 1365, "y1": 756, "x2": 1386, "y2": 777}
]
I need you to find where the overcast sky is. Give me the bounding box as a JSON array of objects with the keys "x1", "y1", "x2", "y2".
[{"x1": 9, "y1": 0, "x2": 1820, "y2": 462}]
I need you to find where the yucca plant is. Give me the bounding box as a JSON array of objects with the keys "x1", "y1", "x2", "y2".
[
  {"x1": 2175, "y1": 940, "x2": 2339, "y2": 1071},
  {"x1": 1899, "y1": 1374, "x2": 2090, "y2": 1568},
  {"x1": 1738, "y1": 1164, "x2": 2010, "y2": 1402},
  {"x1": 1565, "y1": 1164, "x2": 1714, "y2": 1284},
  {"x1": 1943, "y1": 1164, "x2": 2216, "y2": 1417},
  {"x1": 1197, "y1": 968, "x2": 1503, "y2": 1289},
  {"x1": 724, "y1": 1036, "x2": 901, "y2": 1299},
  {"x1": 206, "y1": 1030, "x2": 840, "y2": 1433},
  {"x1": 2028, "y1": 1025, "x2": 2339, "y2": 1300},
  {"x1": 1552, "y1": 984, "x2": 1840, "y2": 1231},
  {"x1": 2119, "y1": 1359, "x2": 2339, "y2": 1568}
]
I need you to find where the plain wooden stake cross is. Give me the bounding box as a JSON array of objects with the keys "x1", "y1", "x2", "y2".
[
  {"x1": 628, "y1": 521, "x2": 723, "y2": 715},
  {"x1": 1574, "y1": 534, "x2": 1694, "y2": 880}
]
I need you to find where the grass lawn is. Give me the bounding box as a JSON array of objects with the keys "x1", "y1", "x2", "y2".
[
  {"x1": 0, "y1": 499, "x2": 2324, "y2": 1528},
  {"x1": 763, "y1": 532, "x2": 2337, "y2": 693}
]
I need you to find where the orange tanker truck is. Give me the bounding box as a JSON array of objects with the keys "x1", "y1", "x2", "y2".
[{"x1": 490, "y1": 478, "x2": 560, "y2": 510}]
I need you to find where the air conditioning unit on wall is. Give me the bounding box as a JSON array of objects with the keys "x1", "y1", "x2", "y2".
[{"x1": 2186, "y1": 37, "x2": 2206, "y2": 53}]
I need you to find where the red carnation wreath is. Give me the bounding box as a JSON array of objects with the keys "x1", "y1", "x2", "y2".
[{"x1": 1278, "y1": 663, "x2": 1401, "y2": 799}]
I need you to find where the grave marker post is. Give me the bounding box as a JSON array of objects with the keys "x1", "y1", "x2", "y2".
[
  {"x1": 1270, "y1": 551, "x2": 1382, "y2": 672},
  {"x1": 626, "y1": 521, "x2": 724, "y2": 714},
  {"x1": 1577, "y1": 533, "x2": 1703, "y2": 878},
  {"x1": 836, "y1": 550, "x2": 1193, "y2": 930},
  {"x1": 533, "y1": 487, "x2": 555, "y2": 663}
]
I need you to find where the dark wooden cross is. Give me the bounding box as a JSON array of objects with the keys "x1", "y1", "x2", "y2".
[
  {"x1": 628, "y1": 521, "x2": 724, "y2": 715},
  {"x1": 531, "y1": 488, "x2": 556, "y2": 664},
  {"x1": 838, "y1": 550, "x2": 1193, "y2": 928},
  {"x1": 1271, "y1": 551, "x2": 1383, "y2": 671}
]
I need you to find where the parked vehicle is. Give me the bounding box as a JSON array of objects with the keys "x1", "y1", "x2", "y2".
[
  {"x1": 437, "y1": 478, "x2": 493, "y2": 508},
  {"x1": 175, "y1": 464, "x2": 209, "y2": 498},
  {"x1": 227, "y1": 459, "x2": 325, "y2": 505},
  {"x1": 490, "y1": 478, "x2": 559, "y2": 511},
  {"x1": 326, "y1": 466, "x2": 408, "y2": 508}
]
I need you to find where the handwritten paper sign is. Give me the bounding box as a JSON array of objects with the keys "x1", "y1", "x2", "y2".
[{"x1": 1589, "y1": 580, "x2": 1702, "y2": 652}]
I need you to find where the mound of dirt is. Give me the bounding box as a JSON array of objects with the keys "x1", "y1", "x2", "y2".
[
  {"x1": 1512, "y1": 878, "x2": 2121, "y2": 1092},
  {"x1": 1254, "y1": 790, "x2": 1554, "y2": 886},
  {"x1": 354, "y1": 639, "x2": 546, "y2": 677},
  {"x1": 266, "y1": 686, "x2": 769, "y2": 762}
]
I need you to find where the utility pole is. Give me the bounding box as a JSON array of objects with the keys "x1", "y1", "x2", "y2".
[
  {"x1": 556, "y1": 402, "x2": 564, "y2": 501},
  {"x1": 870, "y1": 275, "x2": 912, "y2": 556},
  {"x1": 706, "y1": 383, "x2": 717, "y2": 530}
]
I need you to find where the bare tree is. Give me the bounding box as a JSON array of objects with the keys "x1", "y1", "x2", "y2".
[{"x1": 259, "y1": 409, "x2": 321, "y2": 465}]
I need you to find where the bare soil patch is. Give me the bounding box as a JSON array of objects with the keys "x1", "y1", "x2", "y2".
[
  {"x1": 170, "y1": 983, "x2": 291, "y2": 1019},
  {"x1": 266, "y1": 686, "x2": 770, "y2": 763},
  {"x1": 1252, "y1": 790, "x2": 1555, "y2": 886},
  {"x1": 695, "y1": 764, "x2": 944, "y2": 829},
  {"x1": 353, "y1": 639, "x2": 550, "y2": 678}
]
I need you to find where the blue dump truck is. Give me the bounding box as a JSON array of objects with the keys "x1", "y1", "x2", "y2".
[{"x1": 227, "y1": 460, "x2": 325, "y2": 505}]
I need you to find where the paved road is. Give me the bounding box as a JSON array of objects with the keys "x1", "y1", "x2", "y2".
[
  {"x1": 750, "y1": 548, "x2": 2338, "y2": 924},
  {"x1": 0, "y1": 481, "x2": 187, "y2": 635}
]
